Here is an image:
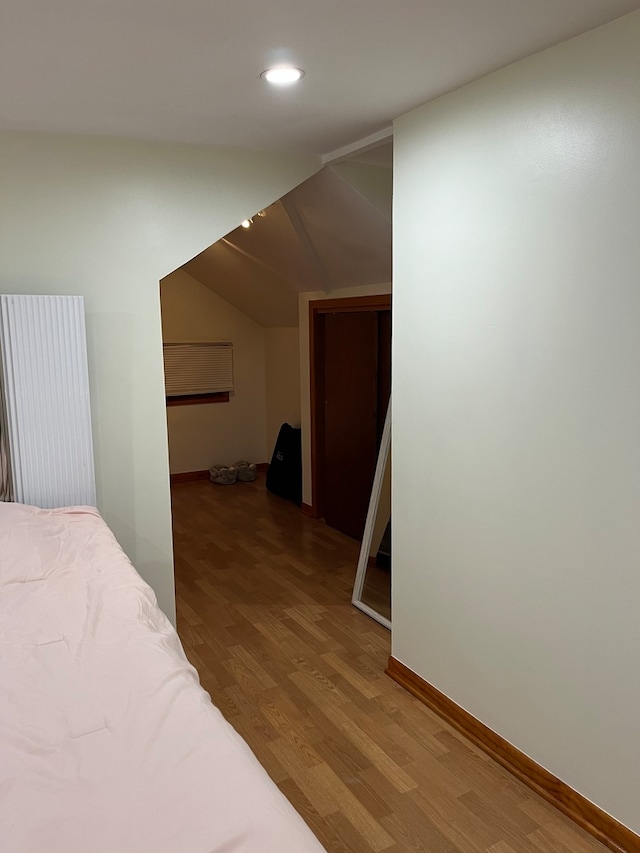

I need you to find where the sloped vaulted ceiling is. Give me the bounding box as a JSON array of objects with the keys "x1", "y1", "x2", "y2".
[{"x1": 181, "y1": 154, "x2": 392, "y2": 327}]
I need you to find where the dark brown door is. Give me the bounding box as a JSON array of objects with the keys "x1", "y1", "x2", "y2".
[
  {"x1": 377, "y1": 309, "x2": 391, "y2": 443},
  {"x1": 323, "y1": 311, "x2": 381, "y2": 540}
]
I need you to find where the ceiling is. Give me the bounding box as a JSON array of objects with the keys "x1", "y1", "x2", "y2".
[
  {"x1": 2, "y1": 0, "x2": 638, "y2": 156},
  {"x1": 181, "y1": 155, "x2": 392, "y2": 326}
]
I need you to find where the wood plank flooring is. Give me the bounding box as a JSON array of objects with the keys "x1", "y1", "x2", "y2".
[{"x1": 171, "y1": 478, "x2": 606, "y2": 853}]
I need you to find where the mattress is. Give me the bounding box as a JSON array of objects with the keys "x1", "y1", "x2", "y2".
[{"x1": 0, "y1": 503, "x2": 325, "y2": 852}]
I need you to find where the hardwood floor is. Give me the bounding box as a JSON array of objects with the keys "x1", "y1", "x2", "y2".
[{"x1": 172, "y1": 478, "x2": 606, "y2": 853}]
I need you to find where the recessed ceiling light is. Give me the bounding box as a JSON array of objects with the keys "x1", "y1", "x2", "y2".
[
  {"x1": 241, "y1": 219, "x2": 252, "y2": 229},
  {"x1": 261, "y1": 66, "x2": 304, "y2": 86}
]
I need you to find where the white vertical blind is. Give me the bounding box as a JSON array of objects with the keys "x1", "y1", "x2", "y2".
[
  {"x1": 0, "y1": 294, "x2": 96, "y2": 508},
  {"x1": 163, "y1": 342, "x2": 233, "y2": 396}
]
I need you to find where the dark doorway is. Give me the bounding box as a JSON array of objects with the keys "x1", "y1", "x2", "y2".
[{"x1": 309, "y1": 295, "x2": 391, "y2": 539}]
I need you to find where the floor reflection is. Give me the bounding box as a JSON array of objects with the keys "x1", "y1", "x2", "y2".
[{"x1": 361, "y1": 520, "x2": 390, "y2": 621}]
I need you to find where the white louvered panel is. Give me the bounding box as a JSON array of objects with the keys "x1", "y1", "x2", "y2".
[
  {"x1": 163, "y1": 343, "x2": 233, "y2": 396},
  {"x1": 0, "y1": 295, "x2": 96, "y2": 508}
]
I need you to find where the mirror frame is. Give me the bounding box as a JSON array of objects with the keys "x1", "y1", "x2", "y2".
[{"x1": 352, "y1": 405, "x2": 391, "y2": 630}]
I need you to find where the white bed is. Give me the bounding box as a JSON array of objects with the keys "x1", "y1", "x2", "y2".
[{"x1": 0, "y1": 502, "x2": 325, "y2": 853}]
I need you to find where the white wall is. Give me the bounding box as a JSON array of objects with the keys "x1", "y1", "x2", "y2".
[
  {"x1": 265, "y1": 327, "x2": 301, "y2": 459},
  {"x1": 299, "y1": 283, "x2": 392, "y2": 507},
  {"x1": 161, "y1": 269, "x2": 268, "y2": 472},
  {"x1": 393, "y1": 11, "x2": 640, "y2": 833},
  {"x1": 0, "y1": 131, "x2": 318, "y2": 622}
]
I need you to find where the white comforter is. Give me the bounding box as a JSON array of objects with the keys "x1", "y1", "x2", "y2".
[{"x1": 0, "y1": 503, "x2": 324, "y2": 852}]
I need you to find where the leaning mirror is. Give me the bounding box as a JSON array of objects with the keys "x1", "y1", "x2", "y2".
[{"x1": 352, "y1": 407, "x2": 391, "y2": 629}]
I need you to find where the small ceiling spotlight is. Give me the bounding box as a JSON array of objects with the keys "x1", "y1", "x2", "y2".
[
  {"x1": 240, "y1": 211, "x2": 266, "y2": 230},
  {"x1": 261, "y1": 66, "x2": 305, "y2": 86}
]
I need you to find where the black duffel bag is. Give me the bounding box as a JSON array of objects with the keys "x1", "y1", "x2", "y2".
[{"x1": 266, "y1": 423, "x2": 302, "y2": 505}]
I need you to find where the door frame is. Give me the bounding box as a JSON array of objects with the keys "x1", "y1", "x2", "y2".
[{"x1": 309, "y1": 294, "x2": 392, "y2": 519}]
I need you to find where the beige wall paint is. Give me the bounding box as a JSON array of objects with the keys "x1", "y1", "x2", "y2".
[
  {"x1": 393, "y1": 11, "x2": 640, "y2": 833},
  {"x1": 265, "y1": 327, "x2": 301, "y2": 459},
  {"x1": 161, "y1": 269, "x2": 268, "y2": 472},
  {"x1": 332, "y1": 162, "x2": 393, "y2": 221},
  {"x1": 299, "y1": 283, "x2": 392, "y2": 507},
  {"x1": 0, "y1": 131, "x2": 318, "y2": 622}
]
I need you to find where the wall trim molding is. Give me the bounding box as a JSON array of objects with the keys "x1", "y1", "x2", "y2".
[
  {"x1": 321, "y1": 125, "x2": 393, "y2": 166},
  {"x1": 301, "y1": 502, "x2": 316, "y2": 518},
  {"x1": 385, "y1": 657, "x2": 638, "y2": 853},
  {"x1": 170, "y1": 470, "x2": 209, "y2": 484}
]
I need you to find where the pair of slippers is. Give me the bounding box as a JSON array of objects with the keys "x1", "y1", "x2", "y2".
[{"x1": 209, "y1": 460, "x2": 257, "y2": 485}]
